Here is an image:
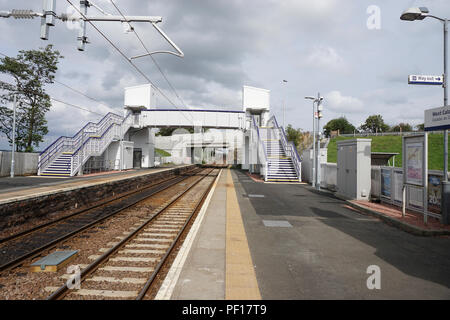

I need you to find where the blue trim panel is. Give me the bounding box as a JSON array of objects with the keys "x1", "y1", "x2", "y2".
[
  {"x1": 425, "y1": 124, "x2": 450, "y2": 131},
  {"x1": 144, "y1": 108, "x2": 245, "y2": 113},
  {"x1": 409, "y1": 81, "x2": 443, "y2": 85}
]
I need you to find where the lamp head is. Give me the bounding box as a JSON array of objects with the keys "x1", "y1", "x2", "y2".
[
  {"x1": 400, "y1": 7, "x2": 429, "y2": 21},
  {"x1": 305, "y1": 96, "x2": 315, "y2": 100}
]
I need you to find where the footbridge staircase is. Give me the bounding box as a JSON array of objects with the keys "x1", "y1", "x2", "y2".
[
  {"x1": 251, "y1": 115, "x2": 301, "y2": 182},
  {"x1": 38, "y1": 112, "x2": 133, "y2": 177}
]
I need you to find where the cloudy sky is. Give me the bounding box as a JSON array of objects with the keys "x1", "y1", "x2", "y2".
[{"x1": 0, "y1": 0, "x2": 449, "y2": 150}]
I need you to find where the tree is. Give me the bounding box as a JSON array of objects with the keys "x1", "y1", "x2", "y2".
[
  {"x1": 415, "y1": 123, "x2": 425, "y2": 131},
  {"x1": 359, "y1": 114, "x2": 390, "y2": 133},
  {"x1": 323, "y1": 117, "x2": 356, "y2": 137},
  {"x1": 285, "y1": 124, "x2": 312, "y2": 155},
  {"x1": 390, "y1": 122, "x2": 412, "y2": 132},
  {"x1": 0, "y1": 45, "x2": 63, "y2": 152},
  {"x1": 285, "y1": 124, "x2": 302, "y2": 147}
]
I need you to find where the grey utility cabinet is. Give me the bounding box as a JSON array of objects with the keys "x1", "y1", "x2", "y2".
[{"x1": 336, "y1": 139, "x2": 372, "y2": 200}]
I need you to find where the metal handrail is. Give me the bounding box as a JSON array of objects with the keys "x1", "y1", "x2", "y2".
[
  {"x1": 38, "y1": 112, "x2": 123, "y2": 173},
  {"x1": 269, "y1": 115, "x2": 302, "y2": 181},
  {"x1": 71, "y1": 113, "x2": 132, "y2": 176},
  {"x1": 39, "y1": 112, "x2": 120, "y2": 157}
]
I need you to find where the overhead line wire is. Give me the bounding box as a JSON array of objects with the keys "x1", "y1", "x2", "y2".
[
  {"x1": 65, "y1": 0, "x2": 182, "y2": 113},
  {"x1": 0, "y1": 79, "x2": 106, "y2": 117},
  {"x1": 0, "y1": 51, "x2": 117, "y2": 113}
]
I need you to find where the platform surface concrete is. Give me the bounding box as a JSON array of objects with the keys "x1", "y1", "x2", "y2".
[
  {"x1": 169, "y1": 167, "x2": 227, "y2": 299},
  {"x1": 0, "y1": 165, "x2": 190, "y2": 204},
  {"x1": 166, "y1": 168, "x2": 261, "y2": 300},
  {"x1": 231, "y1": 170, "x2": 450, "y2": 299}
]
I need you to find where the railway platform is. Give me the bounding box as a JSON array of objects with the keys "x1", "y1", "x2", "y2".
[
  {"x1": 156, "y1": 168, "x2": 450, "y2": 300},
  {"x1": 0, "y1": 165, "x2": 193, "y2": 204}
]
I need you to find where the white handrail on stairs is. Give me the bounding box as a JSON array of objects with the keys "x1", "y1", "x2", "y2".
[
  {"x1": 38, "y1": 112, "x2": 124, "y2": 174},
  {"x1": 268, "y1": 115, "x2": 302, "y2": 182},
  {"x1": 71, "y1": 113, "x2": 133, "y2": 176}
]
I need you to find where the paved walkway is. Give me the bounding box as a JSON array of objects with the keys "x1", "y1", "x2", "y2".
[
  {"x1": 352, "y1": 200, "x2": 450, "y2": 231},
  {"x1": 158, "y1": 169, "x2": 260, "y2": 300},
  {"x1": 232, "y1": 170, "x2": 450, "y2": 299}
]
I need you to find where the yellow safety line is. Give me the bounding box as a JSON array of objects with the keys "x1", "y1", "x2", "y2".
[{"x1": 225, "y1": 169, "x2": 261, "y2": 300}]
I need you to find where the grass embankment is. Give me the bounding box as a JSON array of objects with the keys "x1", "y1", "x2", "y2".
[
  {"x1": 327, "y1": 134, "x2": 450, "y2": 171},
  {"x1": 155, "y1": 148, "x2": 171, "y2": 157}
]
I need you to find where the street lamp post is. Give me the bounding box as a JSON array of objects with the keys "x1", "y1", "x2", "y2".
[
  {"x1": 306, "y1": 94, "x2": 324, "y2": 189},
  {"x1": 10, "y1": 95, "x2": 16, "y2": 178},
  {"x1": 316, "y1": 92, "x2": 323, "y2": 191},
  {"x1": 401, "y1": 7, "x2": 449, "y2": 222},
  {"x1": 305, "y1": 96, "x2": 316, "y2": 187},
  {"x1": 282, "y1": 80, "x2": 288, "y2": 129}
]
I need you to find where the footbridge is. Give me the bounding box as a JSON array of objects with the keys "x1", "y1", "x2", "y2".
[
  {"x1": 139, "y1": 109, "x2": 245, "y2": 129},
  {"x1": 37, "y1": 85, "x2": 301, "y2": 182}
]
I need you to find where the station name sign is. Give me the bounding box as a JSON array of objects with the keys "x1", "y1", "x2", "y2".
[
  {"x1": 424, "y1": 105, "x2": 450, "y2": 131},
  {"x1": 408, "y1": 75, "x2": 444, "y2": 86}
]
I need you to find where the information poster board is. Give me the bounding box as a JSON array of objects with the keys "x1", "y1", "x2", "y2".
[
  {"x1": 381, "y1": 168, "x2": 392, "y2": 198},
  {"x1": 402, "y1": 134, "x2": 428, "y2": 220},
  {"x1": 428, "y1": 174, "x2": 442, "y2": 213},
  {"x1": 393, "y1": 170, "x2": 403, "y2": 204},
  {"x1": 405, "y1": 142, "x2": 424, "y2": 186}
]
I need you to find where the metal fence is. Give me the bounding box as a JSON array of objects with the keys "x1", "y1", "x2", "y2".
[
  {"x1": 339, "y1": 130, "x2": 449, "y2": 137},
  {"x1": 82, "y1": 159, "x2": 117, "y2": 175},
  {"x1": 371, "y1": 166, "x2": 447, "y2": 218}
]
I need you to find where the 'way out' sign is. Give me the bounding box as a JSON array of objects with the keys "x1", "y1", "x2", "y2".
[
  {"x1": 408, "y1": 75, "x2": 444, "y2": 85},
  {"x1": 425, "y1": 106, "x2": 450, "y2": 131}
]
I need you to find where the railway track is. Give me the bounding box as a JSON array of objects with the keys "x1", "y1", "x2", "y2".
[
  {"x1": 0, "y1": 167, "x2": 204, "y2": 273},
  {"x1": 46, "y1": 168, "x2": 220, "y2": 300}
]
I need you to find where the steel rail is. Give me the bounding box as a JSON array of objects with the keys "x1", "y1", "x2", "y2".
[
  {"x1": 47, "y1": 168, "x2": 216, "y2": 300},
  {"x1": 0, "y1": 167, "x2": 199, "y2": 245},
  {"x1": 0, "y1": 168, "x2": 203, "y2": 273}
]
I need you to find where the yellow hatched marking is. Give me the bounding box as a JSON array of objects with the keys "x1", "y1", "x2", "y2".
[{"x1": 225, "y1": 169, "x2": 261, "y2": 300}]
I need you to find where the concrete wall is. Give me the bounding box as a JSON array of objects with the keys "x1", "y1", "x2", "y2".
[
  {"x1": 101, "y1": 140, "x2": 134, "y2": 170},
  {"x1": 0, "y1": 151, "x2": 39, "y2": 177},
  {"x1": 130, "y1": 128, "x2": 155, "y2": 168},
  {"x1": 301, "y1": 148, "x2": 328, "y2": 184},
  {"x1": 103, "y1": 141, "x2": 121, "y2": 170},
  {"x1": 320, "y1": 163, "x2": 337, "y2": 191}
]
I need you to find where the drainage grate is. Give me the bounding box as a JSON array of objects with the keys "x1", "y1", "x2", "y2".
[{"x1": 262, "y1": 220, "x2": 292, "y2": 227}]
